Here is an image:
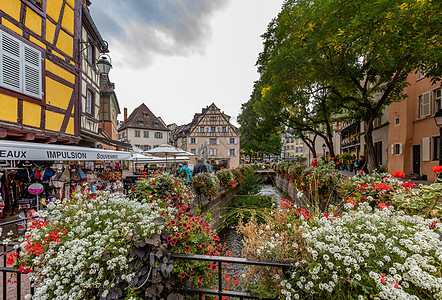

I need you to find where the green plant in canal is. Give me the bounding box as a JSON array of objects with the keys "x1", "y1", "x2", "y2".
[
  {"x1": 237, "y1": 165, "x2": 263, "y2": 195},
  {"x1": 222, "y1": 194, "x2": 274, "y2": 228}
]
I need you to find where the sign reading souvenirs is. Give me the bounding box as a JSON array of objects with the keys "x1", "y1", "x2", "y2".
[{"x1": 0, "y1": 141, "x2": 131, "y2": 161}]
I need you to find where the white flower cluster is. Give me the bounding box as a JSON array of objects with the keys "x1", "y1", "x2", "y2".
[
  {"x1": 283, "y1": 203, "x2": 442, "y2": 299},
  {"x1": 21, "y1": 191, "x2": 167, "y2": 300}
]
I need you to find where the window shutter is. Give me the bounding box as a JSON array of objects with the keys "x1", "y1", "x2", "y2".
[
  {"x1": 214, "y1": 149, "x2": 217, "y2": 155},
  {"x1": 422, "y1": 137, "x2": 430, "y2": 161},
  {"x1": 235, "y1": 149, "x2": 238, "y2": 156},
  {"x1": 399, "y1": 143, "x2": 403, "y2": 155},
  {"x1": 195, "y1": 138, "x2": 198, "y2": 144},
  {"x1": 391, "y1": 144, "x2": 394, "y2": 155},
  {"x1": 234, "y1": 138, "x2": 237, "y2": 144},
  {"x1": 188, "y1": 138, "x2": 191, "y2": 144},
  {"x1": 217, "y1": 138, "x2": 219, "y2": 145},
  {"x1": 227, "y1": 138, "x2": 230, "y2": 145},
  {"x1": 1, "y1": 32, "x2": 21, "y2": 93},
  {"x1": 23, "y1": 44, "x2": 41, "y2": 98}
]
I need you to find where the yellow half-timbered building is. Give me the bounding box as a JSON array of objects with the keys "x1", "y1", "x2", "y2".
[{"x1": 0, "y1": 0, "x2": 81, "y2": 144}]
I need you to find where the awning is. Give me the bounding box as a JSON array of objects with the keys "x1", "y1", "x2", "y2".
[{"x1": 0, "y1": 140, "x2": 132, "y2": 161}]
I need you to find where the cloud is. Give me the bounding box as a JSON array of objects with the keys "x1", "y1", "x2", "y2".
[{"x1": 89, "y1": 0, "x2": 230, "y2": 68}]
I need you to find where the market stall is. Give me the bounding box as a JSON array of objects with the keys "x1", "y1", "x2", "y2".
[{"x1": 0, "y1": 141, "x2": 131, "y2": 221}]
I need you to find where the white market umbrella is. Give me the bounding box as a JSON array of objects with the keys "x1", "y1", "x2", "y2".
[{"x1": 144, "y1": 144, "x2": 187, "y2": 165}]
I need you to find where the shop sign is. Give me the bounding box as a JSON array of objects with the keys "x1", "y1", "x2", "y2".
[{"x1": 0, "y1": 141, "x2": 131, "y2": 161}]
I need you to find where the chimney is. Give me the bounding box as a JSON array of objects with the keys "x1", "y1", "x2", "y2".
[{"x1": 124, "y1": 108, "x2": 128, "y2": 124}]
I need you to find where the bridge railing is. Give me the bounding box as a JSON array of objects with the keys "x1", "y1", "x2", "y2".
[
  {"x1": 171, "y1": 253, "x2": 292, "y2": 299},
  {"x1": 0, "y1": 217, "x2": 36, "y2": 300}
]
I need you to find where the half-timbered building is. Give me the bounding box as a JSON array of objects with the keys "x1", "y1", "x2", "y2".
[
  {"x1": 0, "y1": 0, "x2": 81, "y2": 144},
  {"x1": 79, "y1": 1, "x2": 107, "y2": 147},
  {"x1": 177, "y1": 103, "x2": 240, "y2": 168}
]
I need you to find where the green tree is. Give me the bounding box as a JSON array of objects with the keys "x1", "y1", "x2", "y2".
[
  {"x1": 257, "y1": 0, "x2": 441, "y2": 172},
  {"x1": 238, "y1": 82, "x2": 283, "y2": 159}
]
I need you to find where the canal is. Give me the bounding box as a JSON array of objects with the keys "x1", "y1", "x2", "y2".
[{"x1": 218, "y1": 184, "x2": 285, "y2": 278}]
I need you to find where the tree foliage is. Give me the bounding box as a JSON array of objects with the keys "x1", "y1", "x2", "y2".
[
  {"x1": 238, "y1": 82, "x2": 282, "y2": 156},
  {"x1": 255, "y1": 0, "x2": 441, "y2": 171}
]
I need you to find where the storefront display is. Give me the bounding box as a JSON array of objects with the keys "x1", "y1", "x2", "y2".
[{"x1": 0, "y1": 141, "x2": 131, "y2": 224}]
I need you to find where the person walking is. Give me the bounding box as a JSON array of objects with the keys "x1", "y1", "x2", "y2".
[
  {"x1": 179, "y1": 163, "x2": 192, "y2": 183},
  {"x1": 193, "y1": 159, "x2": 207, "y2": 175}
]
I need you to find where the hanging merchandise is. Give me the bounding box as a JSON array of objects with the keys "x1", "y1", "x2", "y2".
[
  {"x1": 30, "y1": 170, "x2": 42, "y2": 180},
  {"x1": 59, "y1": 167, "x2": 71, "y2": 182},
  {"x1": 42, "y1": 168, "x2": 55, "y2": 181},
  {"x1": 76, "y1": 168, "x2": 87, "y2": 181},
  {"x1": 15, "y1": 169, "x2": 31, "y2": 183},
  {"x1": 70, "y1": 169, "x2": 80, "y2": 181}
]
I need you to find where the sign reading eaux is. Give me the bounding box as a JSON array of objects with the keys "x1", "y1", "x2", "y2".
[{"x1": 0, "y1": 150, "x2": 26, "y2": 158}]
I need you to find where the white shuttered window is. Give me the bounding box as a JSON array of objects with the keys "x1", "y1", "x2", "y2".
[
  {"x1": 419, "y1": 92, "x2": 430, "y2": 118},
  {"x1": 0, "y1": 30, "x2": 42, "y2": 99}
]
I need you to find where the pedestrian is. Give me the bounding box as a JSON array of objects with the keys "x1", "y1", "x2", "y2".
[
  {"x1": 179, "y1": 162, "x2": 192, "y2": 183},
  {"x1": 193, "y1": 159, "x2": 207, "y2": 175},
  {"x1": 358, "y1": 156, "x2": 368, "y2": 174}
]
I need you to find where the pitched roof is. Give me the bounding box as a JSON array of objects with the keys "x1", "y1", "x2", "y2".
[{"x1": 118, "y1": 103, "x2": 170, "y2": 132}]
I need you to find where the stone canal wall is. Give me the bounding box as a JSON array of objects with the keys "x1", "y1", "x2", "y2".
[{"x1": 194, "y1": 188, "x2": 238, "y2": 230}]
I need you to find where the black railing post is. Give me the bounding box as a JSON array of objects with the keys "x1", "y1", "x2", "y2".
[
  {"x1": 16, "y1": 247, "x2": 21, "y2": 300},
  {"x1": 3, "y1": 244, "x2": 6, "y2": 300},
  {"x1": 218, "y1": 262, "x2": 222, "y2": 293}
]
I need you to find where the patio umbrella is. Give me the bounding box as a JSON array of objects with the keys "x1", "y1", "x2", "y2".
[{"x1": 144, "y1": 144, "x2": 187, "y2": 166}]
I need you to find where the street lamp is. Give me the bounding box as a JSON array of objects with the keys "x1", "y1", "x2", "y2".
[
  {"x1": 433, "y1": 109, "x2": 442, "y2": 165},
  {"x1": 97, "y1": 54, "x2": 112, "y2": 75},
  {"x1": 322, "y1": 143, "x2": 326, "y2": 161}
]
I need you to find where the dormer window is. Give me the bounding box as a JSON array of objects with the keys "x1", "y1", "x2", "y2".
[
  {"x1": 154, "y1": 122, "x2": 159, "y2": 127},
  {"x1": 138, "y1": 120, "x2": 144, "y2": 125},
  {"x1": 144, "y1": 113, "x2": 149, "y2": 117}
]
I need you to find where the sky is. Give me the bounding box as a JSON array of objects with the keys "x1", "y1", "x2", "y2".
[{"x1": 89, "y1": 0, "x2": 285, "y2": 127}]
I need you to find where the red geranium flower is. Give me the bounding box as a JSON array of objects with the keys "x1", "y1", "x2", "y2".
[
  {"x1": 359, "y1": 170, "x2": 365, "y2": 174},
  {"x1": 391, "y1": 171, "x2": 405, "y2": 178},
  {"x1": 375, "y1": 183, "x2": 390, "y2": 190},
  {"x1": 432, "y1": 165, "x2": 442, "y2": 173},
  {"x1": 185, "y1": 246, "x2": 190, "y2": 251},
  {"x1": 311, "y1": 161, "x2": 318, "y2": 167},
  {"x1": 401, "y1": 182, "x2": 417, "y2": 188}
]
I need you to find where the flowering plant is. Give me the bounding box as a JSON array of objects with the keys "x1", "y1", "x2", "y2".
[
  {"x1": 11, "y1": 191, "x2": 167, "y2": 299},
  {"x1": 216, "y1": 168, "x2": 239, "y2": 191},
  {"x1": 285, "y1": 160, "x2": 341, "y2": 211},
  {"x1": 130, "y1": 172, "x2": 192, "y2": 208},
  {"x1": 391, "y1": 183, "x2": 442, "y2": 218},
  {"x1": 192, "y1": 173, "x2": 220, "y2": 200},
  {"x1": 338, "y1": 172, "x2": 411, "y2": 205},
  {"x1": 239, "y1": 199, "x2": 442, "y2": 299}
]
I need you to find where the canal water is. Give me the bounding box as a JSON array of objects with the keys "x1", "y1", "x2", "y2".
[{"x1": 218, "y1": 184, "x2": 285, "y2": 278}]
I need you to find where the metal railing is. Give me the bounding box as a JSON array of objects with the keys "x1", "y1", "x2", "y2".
[
  {"x1": 0, "y1": 217, "x2": 36, "y2": 300},
  {"x1": 172, "y1": 253, "x2": 293, "y2": 299}
]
